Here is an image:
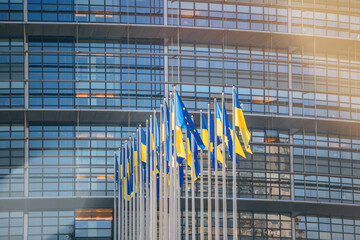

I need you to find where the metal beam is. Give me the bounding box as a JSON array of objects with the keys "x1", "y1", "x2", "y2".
[{"x1": 0, "y1": 22, "x2": 359, "y2": 54}]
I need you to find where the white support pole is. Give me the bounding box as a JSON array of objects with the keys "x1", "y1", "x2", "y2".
[
  {"x1": 172, "y1": 87, "x2": 178, "y2": 240},
  {"x1": 232, "y1": 87, "x2": 238, "y2": 240},
  {"x1": 185, "y1": 131, "x2": 189, "y2": 240},
  {"x1": 169, "y1": 92, "x2": 174, "y2": 240},
  {"x1": 136, "y1": 130, "x2": 140, "y2": 240},
  {"x1": 221, "y1": 93, "x2": 228, "y2": 239},
  {"x1": 132, "y1": 136, "x2": 136, "y2": 240},
  {"x1": 139, "y1": 126, "x2": 144, "y2": 240},
  {"x1": 162, "y1": 99, "x2": 169, "y2": 240},
  {"x1": 200, "y1": 110, "x2": 204, "y2": 240},
  {"x1": 145, "y1": 120, "x2": 150, "y2": 240},
  {"x1": 214, "y1": 98, "x2": 219, "y2": 239},
  {"x1": 120, "y1": 146, "x2": 124, "y2": 240},
  {"x1": 159, "y1": 105, "x2": 163, "y2": 240},
  {"x1": 125, "y1": 142, "x2": 128, "y2": 240},
  {"x1": 149, "y1": 116, "x2": 153, "y2": 240},
  {"x1": 207, "y1": 104, "x2": 212, "y2": 239},
  {"x1": 190, "y1": 116, "x2": 196, "y2": 240}
]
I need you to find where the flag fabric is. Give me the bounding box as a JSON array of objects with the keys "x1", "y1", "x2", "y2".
[
  {"x1": 223, "y1": 101, "x2": 246, "y2": 160},
  {"x1": 216, "y1": 102, "x2": 246, "y2": 162},
  {"x1": 171, "y1": 98, "x2": 185, "y2": 187},
  {"x1": 175, "y1": 91, "x2": 205, "y2": 150},
  {"x1": 202, "y1": 112, "x2": 223, "y2": 168},
  {"x1": 141, "y1": 128, "x2": 147, "y2": 163},
  {"x1": 115, "y1": 153, "x2": 119, "y2": 191},
  {"x1": 234, "y1": 92, "x2": 253, "y2": 154},
  {"x1": 162, "y1": 102, "x2": 171, "y2": 164},
  {"x1": 201, "y1": 113, "x2": 209, "y2": 149},
  {"x1": 133, "y1": 137, "x2": 138, "y2": 194},
  {"x1": 186, "y1": 129, "x2": 201, "y2": 181}
]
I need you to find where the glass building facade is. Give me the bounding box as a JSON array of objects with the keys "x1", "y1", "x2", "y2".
[{"x1": 0, "y1": 0, "x2": 360, "y2": 239}]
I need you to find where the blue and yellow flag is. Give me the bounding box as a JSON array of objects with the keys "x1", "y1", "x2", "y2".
[
  {"x1": 202, "y1": 112, "x2": 223, "y2": 168},
  {"x1": 141, "y1": 128, "x2": 147, "y2": 163},
  {"x1": 175, "y1": 91, "x2": 205, "y2": 150},
  {"x1": 186, "y1": 129, "x2": 201, "y2": 181},
  {"x1": 216, "y1": 102, "x2": 246, "y2": 161},
  {"x1": 126, "y1": 143, "x2": 133, "y2": 199},
  {"x1": 234, "y1": 92, "x2": 252, "y2": 154},
  {"x1": 115, "y1": 153, "x2": 119, "y2": 192},
  {"x1": 170, "y1": 98, "x2": 185, "y2": 187},
  {"x1": 133, "y1": 137, "x2": 138, "y2": 194}
]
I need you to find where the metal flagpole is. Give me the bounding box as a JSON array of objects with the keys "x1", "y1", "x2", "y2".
[
  {"x1": 153, "y1": 109, "x2": 158, "y2": 240},
  {"x1": 120, "y1": 146, "x2": 124, "y2": 240},
  {"x1": 232, "y1": 87, "x2": 238, "y2": 240},
  {"x1": 114, "y1": 151, "x2": 117, "y2": 240},
  {"x1": 136, "y1": 130, "x2": 140, "y2": 240},
  {"x1": 185, "y1": 130, "x2": 189, "y2": 240},
  {"x1": 191, "y1": 116, "x2": 196, "y2": 240},
  {"x1": 207, "y1": 104, "x2": 212, "y2": 239},
  {"x1": 221, "y1": 92, "x2": 228, "y2": 239},
  {"x1": 169, "y1": 93, "x2": 174, "y2": 240},
  {"x1": 214, "y1": 98, "x2": 219, "y2": 239},
  {"x1": 118, "y1": 147, "x2": 122, "y2": 240},
  {"x1": 162, "y1": 98, "x2": 168, "y2": 240},
  {"x1": 132, "y1": 136, "x2": 136, "y2": 240},
  {"x1": 125, "y1": 141, "x2": 128, "y2": 240},
  {"x1": 149, "y1": 116, "x2": 153, "y2": 240},
  {"x1": 139, "y1": 126, "x2": 144, "y2": 240},
  {"x1": 145, "y1": 120, "x2": 150, "y2": 240},
  {"x1": 159, "y1": 105, "x2": 163, "y2": 240},
  {"x1": 129, "y1": 138, "x2": 133, "y2": 240},
  {"x1": 172, "y1": 87, "x2": 177, "y2": 240},
  {"x1": 199, "y1": 110, "x2": 204, "y2": 240}
]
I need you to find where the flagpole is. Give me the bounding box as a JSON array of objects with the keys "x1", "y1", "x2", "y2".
[
  {"x1": 207, "y1": 104, "x2": 212, "y2": 239},
  {"x1": 120, "y1": 146, "x2": 124, "y2": 240},
  {"x1": 185, "y1": 130, "x2": 189, "y2": 240},
  {"x1": 153, "y1": 109, "x2": 158, "y2": 240},
  {"x1": 128, "y1": 138, "x2": 133, "y2": 240},
  {"x1": 163, "y1": 98, "x2": 168, "y2": 240},
  {"x1": 172, "y1": 87, "x2": 177, "y2": 240},
  {"x1": 145, "y1": 120, "x2": 150, "y2": 240},
  {"x1": 214, "y1": 98, "x2": 219, "y2": 239},
  {"x1": 139, "y1": 126, "x2": 144, "y2": 240},
  {"x1": 149, "y1": 115, "x2": 153, "y2": 240},
  {"x1": 132, "y1": 136, "x2": 136, "y2": 240},
  {"x1": 232, "y1": 87, "x2": 238, "y2": 240},
  {"x1": 221, "y1": 92, "x2": 228, "y2": 239},
  {"x1": 199, "y1": 110, "x2": 204, "y2": 240},
  {"x1": 169, "y1": 92, "x2": 174, "y2": 240},
  {"x1": 125, "y1": 141, "x2": 128, "y2": 240},
  {"x1": 136, "y1": 130, "x2": 140, "y2": 240},
  {"x1": 159, "y1": 105, "x2": 163, "y2": 240},
  {"x1": 114, "y1": 151, "x2": 117, "y2": 240},
  {"x1": 190, "y1": 115, "x2": 196, "y2": 240}
]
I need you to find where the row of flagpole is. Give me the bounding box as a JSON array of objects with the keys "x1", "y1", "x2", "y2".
[{"x1": 113, "y1": 86, "x2": 252, "y2": 239}]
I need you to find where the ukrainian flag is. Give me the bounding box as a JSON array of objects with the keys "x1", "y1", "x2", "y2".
[
  {"x1": 223, "y1": 101, "x2": 246, "y2": 161},
  {"x1": 141, "y1": 128, "x2": 147, "y2": 163},
  {"x1": 186, "y1": 129, "x2": 201, "y2": 181},
  {"x1": 234, "y1": 92, "x2": 253, "y2": 154},
  {"x1": 216, "y1": 101, "x2": 246, "y2": 161},
  {"x1": 202, "y1": 112, "x2": 223, "y2": 168}
]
